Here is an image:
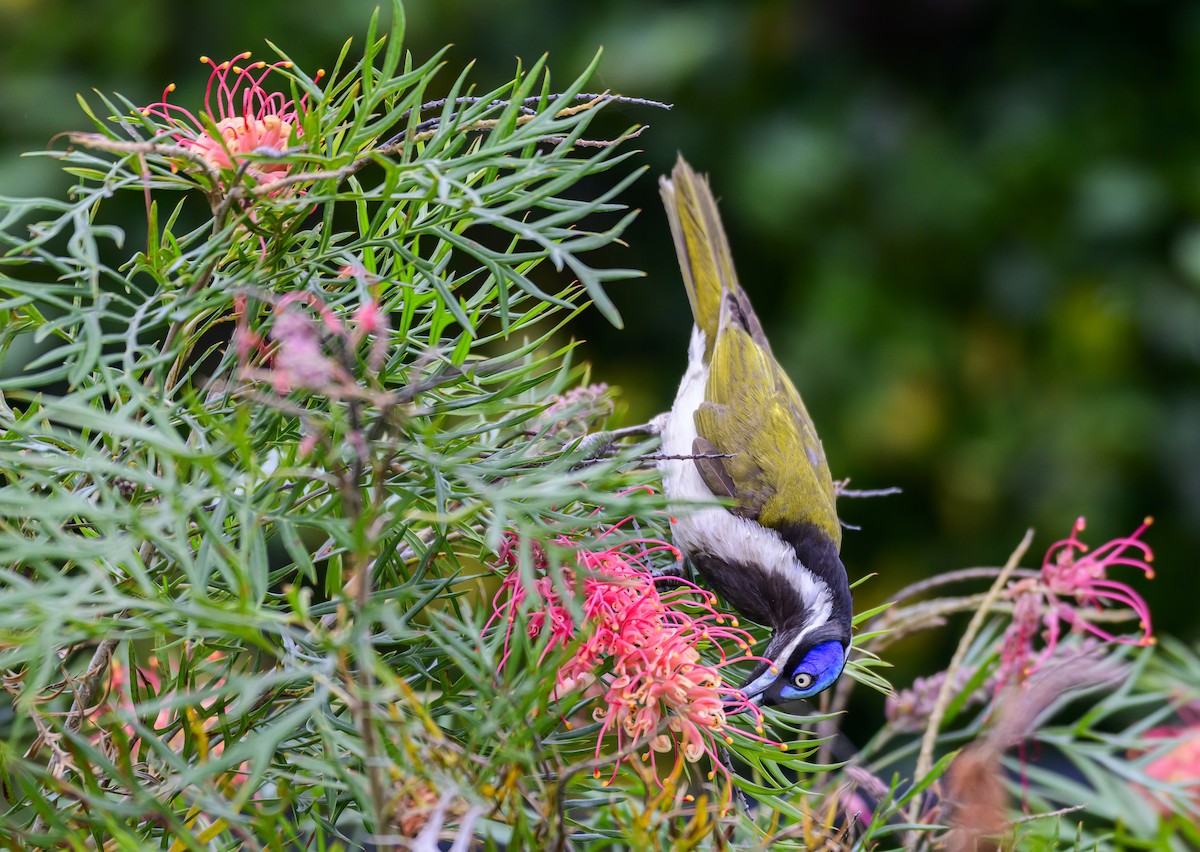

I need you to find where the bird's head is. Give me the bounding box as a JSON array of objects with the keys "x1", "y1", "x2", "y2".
[{"x1": 736, "y1": 619, "x2": 850, "y2": 707}]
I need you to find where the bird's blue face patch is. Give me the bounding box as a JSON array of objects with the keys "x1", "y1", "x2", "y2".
[{"x1": 779, "y1": 640, "x2": 846, "y2": 701}]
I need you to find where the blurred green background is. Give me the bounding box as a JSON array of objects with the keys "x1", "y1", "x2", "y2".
[{"x1": 3, "y1": 0, "x2": 1196, "y2": 667}]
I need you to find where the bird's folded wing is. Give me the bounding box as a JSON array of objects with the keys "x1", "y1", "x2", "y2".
[{"x1": 694, "y1": 323, "x2": 841, "y2": 549}]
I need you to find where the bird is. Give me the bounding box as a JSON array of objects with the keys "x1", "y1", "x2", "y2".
[{"x1": 655, "y1": 155, "x2": 852, "y2": 708}]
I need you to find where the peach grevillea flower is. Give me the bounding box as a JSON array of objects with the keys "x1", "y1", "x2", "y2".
[
  {"x1": 89, "y1": 653, "x2": 247, "y2": 783},
  {"x1": 142, "y1": 53, "x2": 320, "y2": 186},
  {"x1": 486, "y1": 526, "x2": 783, "y2": 788},
  {"x1": 997, "y1": 517, "x2": 1155, "y2": 690}
]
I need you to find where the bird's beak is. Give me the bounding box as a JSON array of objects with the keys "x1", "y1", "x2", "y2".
[
  {"x1": 739, "y1": 671, "x2": 775, "y2": 704},
  {"x1": 724, "y1": 661, "x2": 775, "y2": 713}
]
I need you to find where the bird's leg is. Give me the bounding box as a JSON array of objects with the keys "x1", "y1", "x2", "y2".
[
  {"x1": 649, "y1": 558, "x2": 692, "y2": 590},
  {"x1": 651, "y1": 561, "x2": 687, "y2": 579},
  {"x1": 573, "y1": 417, "x2": 663, "y2": 461}
]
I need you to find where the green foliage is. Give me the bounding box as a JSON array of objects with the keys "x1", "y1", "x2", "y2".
[
  {"x1": 0, "y1": 6, "x2": 676, "y2": 847},
  {"x1": 837, "y1": 546, "x2": 1200, "y2": 852}
]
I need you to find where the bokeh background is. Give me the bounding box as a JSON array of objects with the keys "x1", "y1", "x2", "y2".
[{"x1": 3, "y1": 0, "x2": 1197, "y2": 687}]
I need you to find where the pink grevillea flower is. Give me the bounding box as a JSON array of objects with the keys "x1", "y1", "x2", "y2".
[
  {"x1": 268, "y1": 310, "x2": 341, "y2": 393},
  {"x1": 236, "y1": 291, "x2": 388, "y2": 395},
  {"x1": 838, "y1": 765, "x2": 889, "y2": 829},
  {"x1": 886, "y1": 666, "x2": 992, "y2": 733},
  {"x1": 534, "y1": 384, "x2": 614, "y2": 443},
  {"x1": 997, "y1": 517, "x2": 1155, "y2": 690},
  {"x1": 486, "y1": 527, "x2": 784, "y2": 789},
  {"x1": 1041, "y1": 516, "x2": 1155, "y2": 642},
  {"x1": 89, "y1": 657, "x2": 173, "y2": 746},
  {"x1": 142, "y1": 53, "x2": 320, "y2": 187},
  {"x1": 995, "y1": 589, "x2": 1044, "y2": 691},
  {"x1": 1135, "y1": 715, "x2": 1200, "y2": 813}
]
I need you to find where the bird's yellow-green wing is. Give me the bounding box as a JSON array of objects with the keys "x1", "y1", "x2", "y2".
[
  {"x1": 662, "y1": 154, "x2": 841, "y2": 548},
  {"x1": 692, "y1": 292, "x2": 842, "y2": 548}
]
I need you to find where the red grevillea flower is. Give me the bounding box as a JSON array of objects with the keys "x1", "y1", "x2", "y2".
[
  {"x1": 486, "y1": 526, "x2": 783, "y2": 789},
  {"x1": 997, "y1": 517, "x2": 1155, "y2": 690},
  {"x1": 142, "y1": 53, "x2": 320, "y2": 186}
]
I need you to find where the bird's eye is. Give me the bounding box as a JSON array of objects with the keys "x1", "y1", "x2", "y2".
[{"x1": 792, "y1": 672, "x2": 814, "y2": 690}]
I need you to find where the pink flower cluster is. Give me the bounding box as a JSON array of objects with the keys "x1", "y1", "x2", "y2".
[
  {"x1": 236, "y1": 290, "x2": 388, "y2": 397},
  {"x1": 487, "y1": 527, "x2": 780, "y2": 786},
  {"x1": 997, "y1": 517, "x2": 1155, "y2": 690},
  {"x1": 142, "y1": 53, "x2": 321, "y2": 187},
  {"x1": 886, "y1": 667, "x2": 990, "y2": 733},
  {"x1": 533, "y1": 384, "x2": 614, "y2": 443}
]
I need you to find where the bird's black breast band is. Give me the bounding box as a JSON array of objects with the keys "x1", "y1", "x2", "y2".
[{"x1": 687, "y1": 521, "x2": 851, "y2": 633}]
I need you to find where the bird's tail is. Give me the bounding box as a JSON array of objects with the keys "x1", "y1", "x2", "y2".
[{"x1": 659, "y1": 156, "x2": 740, "y2": 359}]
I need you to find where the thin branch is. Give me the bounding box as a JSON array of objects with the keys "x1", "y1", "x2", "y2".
[
  {"x1": 334, "y1": 388, "x2": 392, "y2": 842},
  {"x1": 838, "y1": 486, "x2": 903, "y2": 499},
  {"x1": 388, "y1": 92, "x2": 671, "y2": 149},
  {"x1": 909, "y1": 529, "x2": 1033, "y2": 821},
  {"x1": 640, "y1": 451, "x2": 733, "y2": 463},
  {"x1": 887, "y1": 567, "x2": 1041, "y2": 607},
  {"x1": 66, "y1": 135, "x2": 220, "y2": 186},
  {"x1": 1011, "y1": 804, "x2": 1087, "y2": 824},
  {"x1": 61, "y1": 634, "x2": 122, "y2": 734},
  {"x1": 356, "y1": 92, "x2": 667, "y2": 183},
  {"x1": 870, "y1": 587, "x2": 1139, "y2": 655},
  {"x1": 28, "y1": 608, "x2": 129, "y2": 836},
  {"x1": 540, "y1": 124, "x2": 650, "y2": 148},
  {"x1": 571, "y1": 450, "x2": 731, "y2": 469}
]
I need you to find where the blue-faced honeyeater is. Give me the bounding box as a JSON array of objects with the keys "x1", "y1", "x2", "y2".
[{"x1": 656, "y1": 156, "x2": 851, "y2": 707}]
